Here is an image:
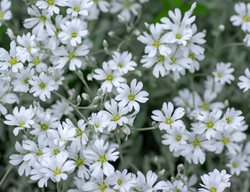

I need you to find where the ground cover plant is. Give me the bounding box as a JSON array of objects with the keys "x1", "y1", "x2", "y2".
[{"x1": 0, "y1": 0, "x2": 250, "y2": 191}]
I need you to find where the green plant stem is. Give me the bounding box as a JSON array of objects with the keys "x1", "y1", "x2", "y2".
[
  {"x1": 131, "y1": 127, "x2": 157, "y2": 131},
  {"x1": 75, "y1": 71, "x2": 92, "y2": 96},
  {"x1": 0, "y1": 166, "x2": 12, "y2": 188},
  {"x1": 53, "y1": 92, "x2": 87, "y2": 121}
]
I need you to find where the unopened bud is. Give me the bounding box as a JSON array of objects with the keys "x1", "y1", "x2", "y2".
[
  {"x1": 218, "y1": 24, "x2": 225, "y2": 32},
  {"x1": 177, "y1": 164, "x2": 184, "y2": 174},
  {"x1": 77, "y1": 95, "x2": 81, "y2": 105},
  {"x1": 158, "y1": 169, "x2": 166, "y2": 176},
  {"x1": 108, "y1": 31, "x2": 115, "y2": 37},
  {"x1": 81, "y1": 93, "x2": 90, "y2": 101},
  {"x1": 103, "y1": 40, "x2": 109, "y2": 50}
]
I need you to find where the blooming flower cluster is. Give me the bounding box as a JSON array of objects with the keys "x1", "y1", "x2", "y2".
[
  {"x1": 138, "y1": 3, "x2": 206, "y2": 80},
  {"x1": 2, "y1": 0, "x2": 250, "y2": 191}
]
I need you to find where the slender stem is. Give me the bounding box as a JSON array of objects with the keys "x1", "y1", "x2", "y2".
[
  {"x1": 219, "y1": 42, "x2": 245, "y2": 49},
  {"x1": 131, "y1": 127, "x2": 157, "y2": 131},
  {"x1": 53, "y1": 92, "x2": 87, "y2": 121},
  {"x1": 0, "y1": 166, "x2": 12, "y2": 188},
  {"x1": 75, "y1": 71, "x2": 92, "y2": 96},
  {"x1": 78, "y1": 105, "x2": 97, "y2": 110},
  {"x1": 56, "y1": 182, "x2": 61, "y2": 192}
]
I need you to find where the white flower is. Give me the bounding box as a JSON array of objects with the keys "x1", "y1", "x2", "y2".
[
  {"x1": 85, "y1": 139, "x2": 119, "y2": 177},
  {"x1": 88, "y1": 111, "x2": 110, "y2": 133},
  {"x1": 36, "y1": 0, "x2": 66, "y2": 15},
  {"x1": 166, "y1": 180, "x2": 188, "y2": 192},
  {"x1": 0, "y1": 41, "x2": 27, "y2": 73},
  {"x1": 101, "y1": 99, "x2": 129, "y2": 131},
  {"x1": 107, "y1": 169, "x2": 136, "y2": 192},
  {"x1": 162, "y1": 125, "x2": 188, "y2": 153},
  {"x1": 93, "y1": 62, "x2": 125, "y2": 93},
  {"x1": 22, "y1": 136, "x2": 49, "y2": 166},
  {"x1": 0, "y1": 0, "x2": 12, "y2": 25},
  {"x1": 66, "y1": 0, "x2": 93, "y2": 17},
  {"x1": 133, "y1": 171, "x2": 169, "y2": 191},
  {"x1": 4, "y1": 106, "x2": 34, "y2": 136},
  {"x1": 34, "y1": 152, "x2": 75, "y2": 186},
  {"x1": 52, "y1": 44, "x2": 89, "y2": 70},
  {"x1": 160, "y1": 3, "x2": 196, "y2": 45},
  {"x1": 109, "y1": 51, "x2": 137, "y2": 74},
  {"x1": 30, "y1": 72, "x2": 56, "y2": 101},
  {"x1": 244, "y1": 33, "x2": 250, "y2": 47},
  {"x1": 88, "y1": 0, "x2": 110, "y2": 20},
  {"x1": 51, "y1": 99, "x2": 74, "y2": 119},
  {"x1": 9, "y1": 141, "x2": 32, "y2": 176},
  {"x1": 24, "y1": 5, "x2": 54, "y2": 37},
  {"x1": 115, "y1": 79, "x2": 149, "y2": 112},
  {"x1": 0, "y1": 80, "x2": 18, "y2": 115},
  {"x1": 151, "y1": 101, "x2": 185, "y2": 130},
  {"x1": 230, "y1": 2, "x2": 250, "y2": 32},
  {"x1": 199, "y1": 169, "x2": 231, "y2": 192},
  {"x1": 49, "y1": 119, "x2": 76, "y2": 147},
  {"x1": 238, "y1": 68, "x2": 250, "y2": 92},
  {"x1": 110, "y1": 0, "x2": 141, "y2": 22},
  {"x1": 226, "y1": 153, "x2": 249, "y2": 175},
  {"x1": 58, "y1": 18, "x2": 88, "y2": 46},
  {"x1": 213, "y1": 62, "x2": 234, "y2": 85},
  {"x1": 138, "y1": 23, "x2": 171, "y2": 58},
  {"x1": 181, "y1": 133, "x2": 216, "y2": 164},
  {"x1": 194, "y1": 110, "x2": 222, "y2": 140},
  {"x1": 12, "y1": 67, "x2": 34, "y2": 93}
]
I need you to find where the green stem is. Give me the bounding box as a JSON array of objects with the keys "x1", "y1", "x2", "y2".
[
  {"x1": 0, "y1": 166, "x2": 12, "y2": 188},
  {"x1": 75, "y1": 71, "x2": 92, "y2": 96},
  {"x1": 131, "y1": 127, "x2": 157, "y2": 131},
  {"x1": 53, "y1": 92, "x2": 87, "y2": 121}
]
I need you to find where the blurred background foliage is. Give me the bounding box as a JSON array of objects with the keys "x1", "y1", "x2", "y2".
[{"x1": 1, "y1": 0, "x2": 250, "y2": 191}]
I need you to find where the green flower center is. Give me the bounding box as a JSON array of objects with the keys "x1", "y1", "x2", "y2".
[
  {"x1": 36, "y1": 150, "x2": 43, "y2": 156},
  {"x1": 128, "y1": 93, "x2": 135, "y2": 101},
  {"x1": 221, "y1": 137, "x2": 230, "y2": 145},
  {"x1": 175, "y1": 134, "x2": 182, "y2": 141},
  {"x1": 232, "y1": 161, "x2": 238, "y2": 168},
  {"x1": 39, "y1": 82, "x2": 46, "y2": 90},
  {"x1": 189, "y1": 53, "x2": 196, "y2": 60},
  {"x1": 71, "y1": 32, "x2": 77, "y2": 38},
  {"x1": 170, "y1": 55, "x2": 176, "y2": 64},
  {"x1": 40, "y1": 123, "x2": 48, "y2": 131},
  {"x1": 76, "y1": 157, "x2": 84, "y2": 167},
  {"x1": 117, "y1": 179, "x2": 123, "y2": 185},
  {"x1": 165, "y1": 118, "x2": 173, "y2": 125},
  {"x1": 206, "y1": 121, "x2": 214, "y2": 129},
  {"x1": 23, "y1": 78, "x2": 29, "y2": 84},
  {"x1": 152, "y1": 41, "x2": 160, "y2": 47},
  {"x1": 158, "y1": 55, "x2": 166, "y2": 62},
  {"x1": 76, "y1": 128, "x2": 83, "y2": 137},
  {"x1": 33, "y1": 58, "x2": 40, "y2": 65},
  {"x1": 217, "y1": 72, "x2": 222, "y2": 78},
  {"x1": 99, "y1": 182, "x2": 107, "y2": 192},
  {"x1": 18, "y1": 121, "x2": 25, "y2": 128},
  {"x1": 124, "y1": 0, "x2": 131, "y2": 8},
  {"x1": 201, "y1": 102, "x2": 209, "y2": 110},
  {"x1": 113, "y1": 115, "x2": 121, "y2": 121},
  {"x1": 98, "y1": 155, "x2": 107, "y2": 163},
  {"x1": 53, "y1": 149, "x2": 60, "y2": 155},
  {"x1": 209, "y1": 187, "x2": 217, "y2": 192},
  {"x1": 73, "y1": 7, "x2": 80, "y2": 12},
  {"x1": 47, "y1": 0, "x2": 54, "y2": 6},
  {"x1": 118, "y1": 63, "x2": 123, "y2": 68},
  {"x1": 225, "y1": 117, "x2": 231, "y2": 124},
  {"x1": 40, "y1": 15, "x2": 46, "y2": 22},
  {"x1": 176, "y1": 33, "x2": 182, "y2": 39},
  {"x1": 0, "y1": 11, "x2": 4, "y2": 20},
  {"x1": 243, "y1": 15, "x2": 250, "y2": 22},
  {"x1": 106, "y1": 74, "x2": 113, "y2": 81},
  {"x1": 9, "y1": 57, "x2": 18, "y2": 65},
  {"x1": 68, "y1": 52, "x2": 75, "y2": 60},
  {"x1": 53, "y1": 168, "x2": 62, "y2": 175},
  {"x1": 192, "y1": 138, "x2": 201, "y2": 147}
]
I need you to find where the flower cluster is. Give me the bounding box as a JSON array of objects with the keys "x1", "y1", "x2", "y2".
[
  {"x1": 138, "y1": 3, "x2": 206, "y2": 80},
  {"x1": 3, "y1": 0, "x2": 250, "y2": 191}
]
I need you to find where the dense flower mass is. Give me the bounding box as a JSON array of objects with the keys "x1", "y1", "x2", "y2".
[{"x1": 0, "y1": 0, "x2": 250, "y2": 191}]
